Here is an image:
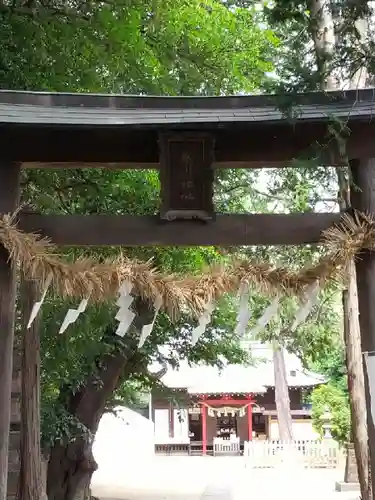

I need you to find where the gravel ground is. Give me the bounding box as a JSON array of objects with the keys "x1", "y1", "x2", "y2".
[{"x1": 91, "y1": 456, "x2": 360, "y2": 500}]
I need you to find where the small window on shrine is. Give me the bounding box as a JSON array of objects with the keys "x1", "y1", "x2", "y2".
[{"x1": 290, "y1": 370, "x2": 296, "y2": 377}]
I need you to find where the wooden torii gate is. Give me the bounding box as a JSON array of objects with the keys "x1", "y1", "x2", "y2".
[{"x1": 1, "y1": 88, "x2": 375, "y2": 499}]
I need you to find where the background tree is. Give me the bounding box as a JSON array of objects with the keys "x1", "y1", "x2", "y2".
[
  {"x1": 310, "y1": 343, "x2": 350, "y2": 444},
  {"x1": 21, "y1": 166, "x2": 251, "y2": 500},
  {"x1": 263, "y1": 2, "x2": 371, "y2": 497},
  {"x1": 234, "y1": 162, "x2": 342, "y2": 442},
  {"x1": 0, "y1": 0, "x2": 275, "y2": 94},
  {"x1": 2, "y1": 3, "x2": 276, "y2": 494}
]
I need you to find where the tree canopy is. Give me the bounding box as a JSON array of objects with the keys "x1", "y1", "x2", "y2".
[
  {"x1": 0, "y1": 0, "x2": 275, "y2": 94},
  {"x1": 6, "y1": 5, "x2": 279, "y2": 493}
]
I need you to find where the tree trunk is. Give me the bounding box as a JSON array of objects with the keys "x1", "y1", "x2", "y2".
[
  {"x1": 308, "y1": 0, "x2": 336, "y2": 89},
  {"x1": 46, "y1": 301, "x2": 151, "y2": 500},
  {"x1": 306, "y1": 1, "x2": 370, "y2": 497},
  {"x1": 349, "y1": 16, "x2": 368, "y2": 89},
  {"x1": 337, "y1": 158, "x2": 370, "y2": 500},
  {"x1": 273, "y1": 343, "x2": 293, "y2": 441},
  {"x1": 0, "y1": 162, "x2": 20, "y2": 500},
  {"x1": 18, "y1": 278, "x2": 45, "y2": 500},
  {"x1": 342, "y1": 269, "x2": 371, "y2": 499},
  {"x1": 336, "y1": 168, "x2": 370, "y2": 500},
  {"x1": 47, "y1": 438, "x2": 96, "y2": 500}
]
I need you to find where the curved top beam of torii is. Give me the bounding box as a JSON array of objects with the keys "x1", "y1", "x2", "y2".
[{"x1": 0, "y1": 87, "x2": 373, "y2": 165}]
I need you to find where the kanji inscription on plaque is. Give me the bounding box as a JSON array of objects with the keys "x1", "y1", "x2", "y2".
[{"x1": 159, "y1": 133, "x2": 214, "y2": 221}]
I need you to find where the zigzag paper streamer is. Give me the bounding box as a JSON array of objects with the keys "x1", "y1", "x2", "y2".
[
  {"x1": 138, "y1": 295, "x2": 163, "y2": 348},
  {"x1": 290, "y1": 281, "x2": 320, "y2": 332},
  {"x1": 27, "y1": 274, "x2": 52, "y2": 329},
  {"x1": 59, "y1": 298, "x2": 89, "y2": 334},
  {"x1": 192, "y1": 303, "x2": 215, "y2": 346},
  {"x1": 234, "y1": 284, "x2": 251, "y2": 337},
  {"x1": 250, "y1": 296, "x2": 280, "y2": 338},
  {"x1": 115, "y1": 281, "x2": 135, "y2": 337}
]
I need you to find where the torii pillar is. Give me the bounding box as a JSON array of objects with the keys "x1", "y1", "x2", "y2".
[
  {"x1": 0, "y1": 162, "x2": 20, "y2": 500},
  {"x1": 351, "y1": 159, "x2": 375, "y2": 500}
]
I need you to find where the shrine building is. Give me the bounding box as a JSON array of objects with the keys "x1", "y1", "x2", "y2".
[{"x1": 151, "y1": 342, "x2": 325, "y2": 455}]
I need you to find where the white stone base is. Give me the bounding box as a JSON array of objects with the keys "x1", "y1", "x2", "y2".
[{"x1": 335, "y1": 481, "x2": 360, "y2": 492}]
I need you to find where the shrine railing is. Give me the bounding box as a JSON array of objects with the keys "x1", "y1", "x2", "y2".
[
  {"x1": 155, "y1": 443, "x2": 190, "y2": 455},
  {"x1": 243, "y1": 439, "x2": 344, "y2": 469},
  {"x1": 213, "y1": 437, "x2": 241, "y2": 456}
]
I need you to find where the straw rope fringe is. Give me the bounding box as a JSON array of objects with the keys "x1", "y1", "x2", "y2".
[{"x1": 0, "y1": 211, "x2": 372, "y2": 319}]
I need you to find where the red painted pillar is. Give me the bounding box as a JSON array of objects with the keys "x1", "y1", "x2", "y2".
[
  {"x1": 202, "y1": 404, "x2": 207, "y2": 454},
  {"x1": 247, "y1": 404, "x2": 253, "y2": 441}
]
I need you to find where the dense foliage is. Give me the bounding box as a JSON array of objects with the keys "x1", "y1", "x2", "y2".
[
  {"x1": 311, "y1": 383, "x2": 350, "y2": 443},
  {"x1": 0, "y1": 0, "x2": 275, "y2": 94},
  {"x1": 309, "y1": 341, "x2": 349, "y2": 443}
]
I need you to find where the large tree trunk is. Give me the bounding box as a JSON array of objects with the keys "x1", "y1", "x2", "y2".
[
  {"x1": 307, "y1": 1, "x2": 370, "y2": 497},
  {"x1": 18, "y1": 278, "x2": 45, "y2": 500},
  {"x1": 342, "y1": 268, "x2": 371, "y2": 499},
  {"x1": 339, "y1": 159, "x2": 370, "y2": 500},
  {"x1": 273, "y1": 343, "x2": 293, "y2": 441},
  {"x1": 350, "y1": 16, "x2": 368, "y2": 89},
  {"x1": 46, "y1": 301, "x2": 150, "y2": 500},
  {"x1": 308, "y1": 0, "x2": 336, "y2": 89},
  {"x1": 337, "y1": 158, "x2": 370, "y2": 500}
]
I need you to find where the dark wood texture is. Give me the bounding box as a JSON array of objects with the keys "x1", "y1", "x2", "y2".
[
  {"x1": 0, "y1": 86, "x2": 372, "y2": 108},
  {"x1": 0, "y1": 162, "x2": 20, "y2": 500},
  {"x1": 350, "y1": 159, "x2": 375, "y2": 500},
  {"x1": 1, "y1": 121, "x2": 375, "y2": 164},
  {"x1": 159, "y1": 133, "x2": 214, "y2": 220},
  {"x1": 22, "y1": 160, "x2": 301, "y2": 170},
  {"x1": 8, "y1": 317, "x2": 22, "y2": 500},
  {"x1": 18, "y1": 212, "x2": 341, "y2": 247},
  {"x1": 18, "y1": 278, "x2": 43, "y2": 500}
]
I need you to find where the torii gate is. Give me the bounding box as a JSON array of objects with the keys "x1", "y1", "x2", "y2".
[{"x1": 0, "y1": 88, "x2": 375, "y2": 499}]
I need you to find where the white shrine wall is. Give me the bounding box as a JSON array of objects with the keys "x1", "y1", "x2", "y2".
[{"x1": 92, "y1": 406, "x2": 154, "y2": 481}]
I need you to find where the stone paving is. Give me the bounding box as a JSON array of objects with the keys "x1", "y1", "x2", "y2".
[{"x1": 91, "y1": 456, "x2": 360, "y2": 500}]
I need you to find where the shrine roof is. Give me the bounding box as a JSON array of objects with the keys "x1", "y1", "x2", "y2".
[
  {"x1": 158, "y1": 342, "x2": 326, "y2": 395},
  {"x1": 0, "y1": 88, "x2": 374, "y2": 127}
]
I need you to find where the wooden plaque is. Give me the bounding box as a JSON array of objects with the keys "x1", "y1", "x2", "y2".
[{"x1": 159, "y1": 133, "x2": 214, "y2": 221}]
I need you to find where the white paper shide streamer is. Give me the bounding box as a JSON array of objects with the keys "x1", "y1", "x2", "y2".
[
  {"x1": 115, "y1": 281, "x2": 135, "y2": 337},
  {"x1": 250, "y1": 296, "x2": 280, "y2": 337},
  {"x1": 234, "y1": 283, "x2": 251, "y2": 337},
  {"x1": 59, "y1": 298, "x2": 89, "y2": 334},
  {"x1": 364, "y1": 353, "x2": 375, "y2": 427},
  {"x1": 27, "y1": 273, "x2": 52, "y2": 329},
  {"x1": 192, "y1": 303, "x2": 215, "y2": 346},
  {"x1": 290, "y1": 280, "x2": 320, "y2": 332},
  {"x1": 138, "y1": 295, "x2": 163, "y2": 348}
]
